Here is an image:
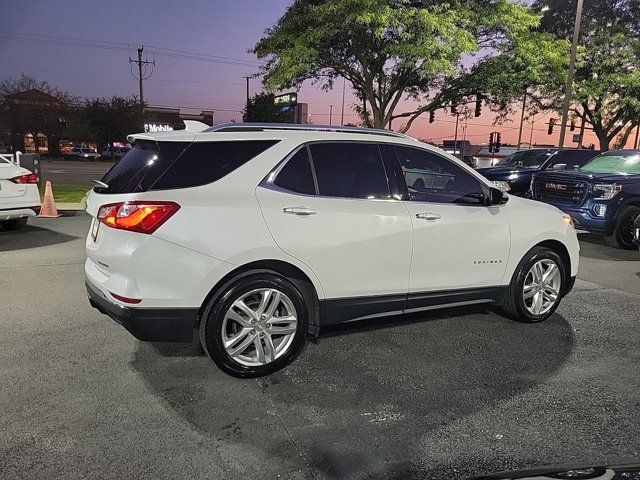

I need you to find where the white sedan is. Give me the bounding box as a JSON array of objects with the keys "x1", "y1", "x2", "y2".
[{"x1": 0, "y1": 157, "x2": 41, "y2": 230}]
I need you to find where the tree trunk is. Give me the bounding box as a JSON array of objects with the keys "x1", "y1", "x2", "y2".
[{"x1": 597, "y1": 133, "x2": 609, "y2": 151}]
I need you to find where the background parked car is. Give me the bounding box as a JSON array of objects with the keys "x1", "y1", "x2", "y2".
[
  {"x1": 65, "y1": 147, "x2": 100, "y2": 161},
  {"x1": 477, "y1": 149, "x2": 600, "y2": 196},
  {"x1": 100, "y1": 146, "x2": 130, "y2": 160},
  {"x1": 0, "y1": 156, "x2": 40, "y2": 230},
  {"x1": 531, "y1": 149, "x2": 640, "y2": 249}
]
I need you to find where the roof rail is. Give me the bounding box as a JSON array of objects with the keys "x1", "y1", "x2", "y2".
[{"x1": 202, "y1": 122, "x2": 411, "y2": 139}]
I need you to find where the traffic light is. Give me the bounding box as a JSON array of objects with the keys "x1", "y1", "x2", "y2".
[
  {"x1": 570, "y1": 120, "x2": 576, "y2": 131},
  {"x1": 429, "y1": 110, "x2": 435, "y2": 123},
  {"x1": 548, "y1": 118, "x2": 556, "y2": 135},
  {"x1": 495, "y1": 132, "x2": 502, "y2": 153},
  {"x1": 489, "y1": 132, "x2": 495, "y2": 153},
  {"x1": 474, "y1": 96, "x2": 482, "y2": 117}
]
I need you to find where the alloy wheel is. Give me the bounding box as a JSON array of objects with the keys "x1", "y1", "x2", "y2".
[
  {"x1": 522, "y1": 259, "x2": 562, "y2": 316},
  {"x1": 221, "y1": 288, "x2": 298, "y2": 367}
]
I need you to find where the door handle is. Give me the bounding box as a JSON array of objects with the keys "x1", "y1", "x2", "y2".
[
  {"x1": 283, "y1": 206, "x2": 316, "y2": 216},
  {"x1": 415, "y1": 212, "x2": 441, "y2": 221}
]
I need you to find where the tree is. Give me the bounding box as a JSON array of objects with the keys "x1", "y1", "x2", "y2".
[
  {"x1": 0, "y1": 74, "x2": 77, "y2": 152},
  {"x1": 243, "y1": 92, "x2": 294, "y2": 123},
  {"x1": 253, "y1": 0, "x2": 560, "y2": 132},
  {"x1": 83, "y1": 96, "x2": 144, "y2": 157},
  {"x1": 532, "y1": 0, "x2": 640, "y2": 150}
]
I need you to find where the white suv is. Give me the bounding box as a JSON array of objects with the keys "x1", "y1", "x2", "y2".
[{"x1": 85, "y1": 123, "x2": 579, "y2": 377}]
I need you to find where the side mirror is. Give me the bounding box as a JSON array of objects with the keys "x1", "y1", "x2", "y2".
[{"x1": 487, "y1": 187, "x2": 508, "y2": 206}]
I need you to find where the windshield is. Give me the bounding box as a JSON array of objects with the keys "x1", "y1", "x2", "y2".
[
  {"x1": 580, "y1": 151, "x2": 640, "y2": 174},
  {"x1": 80, "y1": 148, "x2": 93, "y2": 153},
  {"x1": 496, "y1": 150, "x2": 551, "y2": 168}
]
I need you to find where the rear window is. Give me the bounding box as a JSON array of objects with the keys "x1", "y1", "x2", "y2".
[
  {"x1": 152, "y1": 140, "x2": 279, "y2": 190},
  {"x1": 99, "y1": 140, "x2": 278, "y2": 193},
  {"x1": 99, "y1": 141, "x2": 189, "y2": 194}
]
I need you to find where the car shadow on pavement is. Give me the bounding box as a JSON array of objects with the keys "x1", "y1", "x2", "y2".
[
  {"x1": 0, "y1": 224, "x2": 78, "y2": 251},
  {"x1": 129, "y1": 307, "x2": 575, "y2": 479}
]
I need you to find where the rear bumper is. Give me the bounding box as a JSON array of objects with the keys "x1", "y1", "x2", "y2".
[
  {"x1": 0, "y1": 205, "x2": 40, "y2": 220},
  {"x1": 86, "y1": 280, "x2": 198, "y2": 342}
]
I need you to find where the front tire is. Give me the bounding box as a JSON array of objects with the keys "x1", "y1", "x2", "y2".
[
  {"x1": 500, "y1": 246, "x2": 566, "y2": 323},
  {"x1": 1, "y1": 217, "x2": 28, "y2": 231},
  {"x1": 605, "y1": 205, "x2": 640, "y2": 250},
  {"x1": 199, "y1": 272, "x2": 308, "y2": 378}
]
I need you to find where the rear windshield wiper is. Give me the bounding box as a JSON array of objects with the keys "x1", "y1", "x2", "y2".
[{"x1": 91, "y1": 179, "x2": 109, "y2": 190}]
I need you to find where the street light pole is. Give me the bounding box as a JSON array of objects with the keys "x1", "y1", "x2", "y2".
[{"x1": 558, "y1": 0, "x2": 584, "y2": 148}]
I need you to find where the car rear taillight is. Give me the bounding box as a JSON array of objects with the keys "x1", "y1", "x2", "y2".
[
  {"x1": 97, "y1": 201, "x2": 180, "y2": 234},
  {"x1": 10, "y1": 173, "x2": 38, "y2": 184}
]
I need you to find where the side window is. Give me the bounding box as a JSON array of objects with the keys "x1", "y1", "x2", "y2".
[
  {"x1": 273, "y1": 148, "x2": 316, "y2": 195},
  {"x1": 309, "y1": 142, "x2": 391, "y2": 199},
  {"x1": 152, "y1": 140, "x2": 279, "y2": 190},
  {"x1": 394, "y1": 146, "x2": 485, "y2": 205}
]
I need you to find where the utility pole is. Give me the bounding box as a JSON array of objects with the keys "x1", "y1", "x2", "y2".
[
  {"x1": 558, "y1": 0, "x2": 584, "y2": 148},
  {"x1": 243, "y1": 76, "x2": 251, "y2": 103},
  {"x1": 461, "y1": 117, "x2": 468, "y2": 161},
  {"x1": 578, "y1": 113, "x2": 587, "y2": 148},
  {"x1": 340, "y1": 79, "x2": 346, "y2": 126},
  {"x1": 529, "y1": 114, "x2": 536, "y2": 149},
  {"x1": 517, "y1": 90, "x2": 527, "y2": 150},
  {"x1": 453, "y1": 112, "x2": 460, "y2": 158},
  {"x1": 329, "y1": 104, "x2": 333, "y2": 126},
  {"x1": 129, "y1": 46, "x2": 155, "y2": 106}
]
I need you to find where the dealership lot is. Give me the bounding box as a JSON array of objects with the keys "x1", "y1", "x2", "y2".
[{"x1": 1, "y1": 214, "x2": 639, "y2": 480}]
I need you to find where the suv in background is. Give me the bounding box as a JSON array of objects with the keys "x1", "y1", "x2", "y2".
[
  {"x1": 477, "y1": 149, "x2": 600, "y2": 196},
  {"x1": 531, "y1": 149, "x2": 640, "y2": 249},
  {"x1": 85, "y1": 123, "x2": 579, "y2": 377}
]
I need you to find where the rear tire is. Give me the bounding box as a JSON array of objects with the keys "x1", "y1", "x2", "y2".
[
  {"x1": 605, "y1": 205, "x2": 640, "y2": 250},
  {"x1": 199, "y1": 272, "x2": 308, "y2": 378},
  {"x1": 500, "y1": 246, "x2": 566, "y2": 323},
  {"x1": 1, "y1": 217, "x2": 28, "y2": 231}
]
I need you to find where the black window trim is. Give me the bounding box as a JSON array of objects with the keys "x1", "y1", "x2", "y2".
[
  {"x1": 261, "y1": 140, "x2": 398, "y2": 202},
  {"x1": 386, "y1": 144, "x2": 495, "y2": 207}
]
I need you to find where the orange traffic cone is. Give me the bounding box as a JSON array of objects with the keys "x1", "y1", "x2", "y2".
[{"x1": 39, "y1": 181, "x2": 61, "y2": 218}]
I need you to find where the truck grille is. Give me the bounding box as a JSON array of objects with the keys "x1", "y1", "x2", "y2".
[{"x1": 533, "y1": 177, "x2": 588, "y2": 206}]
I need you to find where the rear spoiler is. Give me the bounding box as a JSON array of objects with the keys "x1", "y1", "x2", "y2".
[{"x1": 127, "y1": 120, "x2": 209, "y2": 143}]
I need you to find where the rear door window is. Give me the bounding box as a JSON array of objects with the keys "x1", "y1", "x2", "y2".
[
  {"x1": 99, "y1": 141, "x2": 189, "y2": 194},
  {"x1": 152, "y1": 140, "x2": 279, "y2": 190},
  {"x1": 309, "y1": 142, "x2": 391, "y2": 199}
]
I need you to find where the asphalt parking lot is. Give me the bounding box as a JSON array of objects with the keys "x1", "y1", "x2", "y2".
[
  {"x1": 40, "y1": 159, "x2": 114, "y2": 186},
  {"x1": 1, "y1": 214, "x2": 639, "y2": 479}
]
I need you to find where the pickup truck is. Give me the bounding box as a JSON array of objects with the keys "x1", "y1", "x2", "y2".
[
  {"x1": 531, "y1": 149, "x2": 640, "y2": 249},
  {"x1": 477, "y1": 148, "x2": 600, "y2": 196}
]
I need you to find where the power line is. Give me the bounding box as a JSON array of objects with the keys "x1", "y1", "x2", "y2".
[{"x1": 0, "y1": 31, "x2": 261, "y2": 68}]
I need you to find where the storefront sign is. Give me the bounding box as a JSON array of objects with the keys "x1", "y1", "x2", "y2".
[{"x1": 144, "y1": 123, "x2": 174, "y2": 132}]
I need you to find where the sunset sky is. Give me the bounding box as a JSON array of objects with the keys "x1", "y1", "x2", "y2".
[{"x1": 1, "y1": 0, "x2": 606, "y2": 148}]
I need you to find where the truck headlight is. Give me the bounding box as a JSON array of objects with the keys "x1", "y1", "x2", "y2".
[
  {"x1": 593, "y1": 183, "x2": 622, "y2": 200},
  {"x1": 492, "y1": 180, "x2": 511, "y2": 191}
]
